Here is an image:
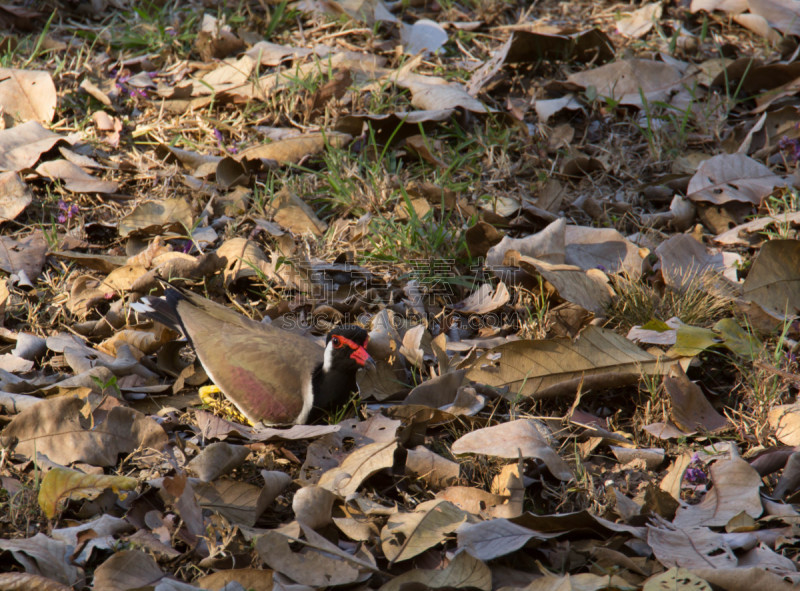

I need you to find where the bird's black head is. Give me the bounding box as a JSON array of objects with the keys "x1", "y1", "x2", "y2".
[{"x1": 323, "y1": 325, "x2": 374, "y2": 374}]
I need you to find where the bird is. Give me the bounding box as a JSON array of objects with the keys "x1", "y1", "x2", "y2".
[{"x1": 131, "y1": 283, "x2": 374, "y2": 426}]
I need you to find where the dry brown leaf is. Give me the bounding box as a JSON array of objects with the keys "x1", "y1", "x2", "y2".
[
  {"x1": 673, "y1": 457, "x2": 763, "y2": 527},
  {"x1": 254, "y1": 530, "x2": 372, "y2": 586},
  {"x1": 456, "y1": 518, "x2": 559, "y2": 561},
  {"x1": 466, "y1": 325, "x2": 670, "y2": 400},
  {"x1": 567, "y1": 59, "x2": 683, "y2": 106},
  {"x1": 380, "y1": 499, "x2": 467, "y2": 562},
  {"x1": 0, "y1": 534, "x2": 83, "y2": 588},
  {"x1": 0, "y1": 171, "x2": 32, "y2": 222},
  {"x1": 271, "y1": 187, "x2": 328, "y2": 236},
  {"x1": 317, "y1": 440, "x2": 399, "y2": 496},
  {"x1": 293, "y1": 485, "x2": 338, "y2": 529},
  {"x1": 665, "y1": 365, "x2": 732, "y2": 433},
  {"x1": 118, "y1": 198, "x2": 193, "y2": 238},
  {"x1": 0, "y1": 396, "x2": 168, "y2": 466},
  {"x1": 196, "y1": 569, "x2": 274, "y2": 591},
  {"x1": 406, "y1": 446, "x2": 459, "y2": 489},
  {"x1": 742, "y1": 239, "x2": 800, "y2": 317},
  {"x1": 768, "y1": 404, "x2": 800, "y2": 445},
  {"x1": 0, "y1": 573, "x2": 73, "y2": 591},
  {"x1": 647, "y1": 524, "x2": 737, "y2": 569},
  {"x1": 92, "y1": 550, "x2": 165, "y2": 591},
  {"x1": 35, "y1": 159, "x2": 118, "y2": 193},
  {"x1": 687, "y1": 153, "x2": 786, "y2": 205},
  {"x1": 37, "y1": 466, "x2": 137, "y2": 519},
  {"x1": 0, "y1": 230, "x2": 47, "y2": 283},
  {"x1": 617, "y1": 2, "x2": 663, "y2": 37},
  {"x1": 451, "y1": 420, "x2": 572, "y2": 480},
  {"x1": 186, "y1": 441, "x2": 251, "y2": 482},
  {"x1": 0, "y1": 121, "x2": 68, "y2": 172},
  {"x1": 238, "y1": 131, "x2": 351, "y2": 165},
  {"x1": 378, "y1": 550, "x2": 491, "y2": 591},
  {"x1": 0, "y1": 68, "x2": 57, "y2": 123}
]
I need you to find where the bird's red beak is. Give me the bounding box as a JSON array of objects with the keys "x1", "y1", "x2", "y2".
[
  {"x1": 339, "y1": 336, "x2": 374, "y2": 368},
  {"x1": 350, "y1": 345, "x2": 375, "y2": 368}
]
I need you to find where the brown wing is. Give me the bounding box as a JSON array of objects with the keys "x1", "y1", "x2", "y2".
[{"x1": 174, "y1": 296, "x2": 323, "y2": 425}]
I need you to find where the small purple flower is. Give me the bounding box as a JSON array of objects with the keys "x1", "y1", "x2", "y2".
[
  {"x1": 684, "y1": 467, "x2": 707, "y2": 484},
  {"x1": 214, "y1": 128, "x2": 224, "y2": 144},
  {"x1": 58, "y1": 200, "x2": 79, "y2": 223}
]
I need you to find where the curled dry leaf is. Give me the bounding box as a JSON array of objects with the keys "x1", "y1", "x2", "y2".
[
  {"x1": 317, "y1": 440, "x2": 399, "y2": 496},
  {"x1": 37, "y1": 466, "x2": 137, "y2": 519},
  {"x1": 451, "y1": 419, "x2": 572, "y2": 481}
]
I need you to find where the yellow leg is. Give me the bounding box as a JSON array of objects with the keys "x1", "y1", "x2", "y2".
[
  {"x1": 199, "y1": 384, "x2": 222, "y2": 405},
  {"x1": 198, "y1": 384, "x2": 252, "y2": 425}
]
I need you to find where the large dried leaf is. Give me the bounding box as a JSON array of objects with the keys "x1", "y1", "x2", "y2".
[
  {"x1": 567, "y1": 59, "x2": 683, "y2": 106},
  {"x1": 0, "y1": 171, "x2": 32, "y2": 222},
  {"x1": 769, "y1": 403, "x2": 800, "y2": 445},
  {"x1": 237, "y1": 131, "x2": 351, "y2": 164},
  {"x1": 673, "y1": 457, "x2": 763, "y2": 527},
  {"x1": 451, "y1": 420, "x2": 572, "y2": 480},
  {"x1": 35, "y1": 159, "x2": 118, "y2": 193},
  {"x1": 92, "y1": 550, "x2": 170, "y2": 591},
  {"x1": 0, "y1": 534, "x2": 82, "y2": 587},
  {"x1": 647, "y1": 525, "x2": 737, "y2": 569},
  {"x1": 687, "y1": 153, "x2": 786, "y2": 205},
  {"x1": 456, "y1": 518, "x2": 559, "y2": 560},
  {"x1": 742, "y1": 239, "x2": 800, "y2": 317},
  {"x1": 254, "y1": 530, "x2": 371, "y2": 587},
  {"x1": 0, "y1": 396, "x2": 167, "y2": 466},
  {"x1": 0, "y1": 68, "x2": 57, "y2": 123},
  {"x1": 0, "y1": 230, "x2": 47, "y2": 281},
  {"x1": 317, "y1": 440, "x2": 399, "y2": 496},
  {"x1": 0, "y1": 121, "x2": 68, "y2": 172},
  {"x1": 38, "y1": 466, "x2": 137, "y2": 519},
  {"x1": 380, "y1": 499, "x2": 467, "y2": 562},
  {"x1": 378, "y1": 550, "x2": 491, "y2": 591},
  {"x1": 514, "y1": 255, "x2": 614, "y2": 315},
  {"x1": 466, "y1": 325, "x2": 670, "y2": 399},
  {"x1": 0, "y1": 573, "x2": 72, "y2": 591},
  {"x1": 118, "y1": 198, "x2": 193, "y2": 238}
]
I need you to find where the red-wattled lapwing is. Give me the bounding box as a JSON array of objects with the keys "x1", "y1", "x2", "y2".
[{"x1": 132, "y1": 284, "x2": 374, "y2": 426}]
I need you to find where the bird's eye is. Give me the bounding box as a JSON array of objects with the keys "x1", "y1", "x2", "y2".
[{"x1": 331, "y1": 336, "x2": 342, "y2": 348}]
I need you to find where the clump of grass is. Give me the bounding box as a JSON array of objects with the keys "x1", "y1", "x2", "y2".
[{"x1": 606, "y1": 270, "x2": 734, "y2": 331}]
